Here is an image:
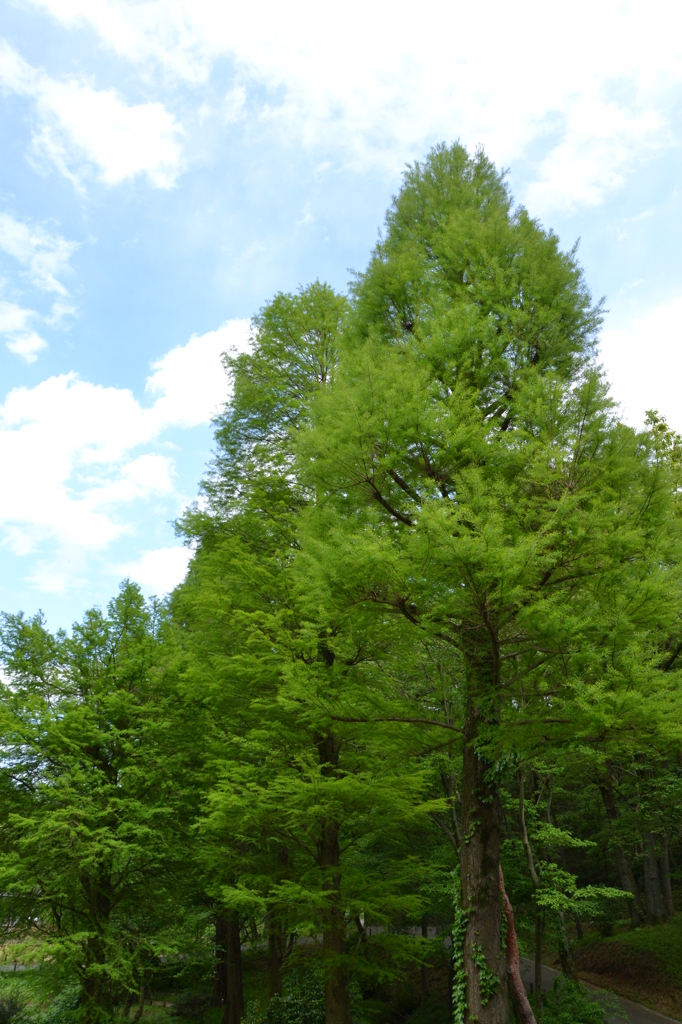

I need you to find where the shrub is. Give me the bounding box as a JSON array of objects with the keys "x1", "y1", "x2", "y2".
[
  {"x1": 170, "y1": 993, "x2": 213, "y2": 1024},
  {"x1": 0, "y1": 995, "x2": 22, "y2": 1024},
  {"x1": 265, "y1": 972, "x2": 324, "y2": 1024},
  {"x1": 539, "y1": 978, "x2": 618, "y2": 1024}
]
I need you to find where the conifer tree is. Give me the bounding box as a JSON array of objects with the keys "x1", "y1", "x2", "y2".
[
  {"x1": 175, "y1": 283, "x2": 440, "y2": 1024},
  {"x1": 0, "y1": 583, "x2": 189, "y2": 1024},
  {"x1": 298, "y1": 143, "x2": 682, "y2": 1023}
]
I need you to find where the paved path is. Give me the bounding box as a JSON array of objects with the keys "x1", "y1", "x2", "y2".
[{"x1": 519, "y1": 958, "x2": 679, "y2": 1024}]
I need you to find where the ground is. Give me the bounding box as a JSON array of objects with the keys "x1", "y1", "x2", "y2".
[{"x1": 572, "y1": 915, "x2": 682, "y2": 1019}]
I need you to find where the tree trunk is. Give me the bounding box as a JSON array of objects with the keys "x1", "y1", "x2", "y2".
[
  {"x1": 557, "y1": 913, "x2": 577, "y2": 981},
  {"x1": 222, "y1": 914, "x2": 243, "y2": 1024},
  {"x1": 131, "y1": 984, "x2": 146, "y2": 1024},
  {"x1": 599, "y1": 777, "x2": 644, "y2": 926},
  {"x1": 80, "y1": 883, "x2": 114, "y2": 1024},
  {"x1": 660, "y1": 834, "x2": 674, "y2": 921},
  {"x1": 320, "y1": 818, "x2": 350, "y2": 1024},
  {"x1": 460, "y1": 692, "x2": 507, "y2": 1024},
  {"x1": 643, "y1": 833, "x2": 665, "y2": 925},
  {"x1": 421, "y1": 916, "x2": 429, "y2": 1001},
  {"x1": 499, "y1": 867, "x2": 536, "y2": 1024},
  {"x1": 81, "y1": 972, "x2": 113, "y2": 1024},
  {"x1": 317, "y1": 731, "x2": 351, "y2": 1024},
  {"x1": 615, "y1": 849, "x2": 643, "y2": 927},
  {"x1": 267, "y1": 846, "x2": 289, "y2": 1000},
  {"x1": 534, "y1": 914, "x2": 543, "y2": 1021},
  {"x1": 215, "y1": 914, "x2": 228, "y2": 1005}
]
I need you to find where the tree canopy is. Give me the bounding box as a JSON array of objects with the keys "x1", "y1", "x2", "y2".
[{"x1": 1, "y1": 143, "x2": 681, "y2": 1024}]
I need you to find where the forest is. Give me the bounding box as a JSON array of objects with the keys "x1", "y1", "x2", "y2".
[{"x1": 1, "y1": 143, "x2": 681, "y2": 1024}]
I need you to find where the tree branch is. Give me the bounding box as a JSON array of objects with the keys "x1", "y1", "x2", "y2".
[
  {"x1": 429, "y1": 812, "x2": 459, "y2": 853},
  {"x1": 387, "y1": 468, "x2": 421, "y2": 503},
  {"x1": 519, "y1": 769, "x2": 540, "y2": 889},
  {"x1": 367, "y1": 480, "x2": 413, "y2": 525}
]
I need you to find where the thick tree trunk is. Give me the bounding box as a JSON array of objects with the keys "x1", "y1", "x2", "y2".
[
  {"x1": 323, "y1": 901, "x2": 350, "y2": 1024},
  {"x1": 80, "y1": 881, "x2": 114, "y2": 1024},
  {"x1": 215, "y1": 914, "x2": 228, "y2": 1005},
  {"x1": 222, "y1": 914, "x2": 243, "y2": 1024},
  {"x1": 81, "y1": 961, "x2": 113, "y2": 1024},
  {"x1": 643, "y1": 833, "x2": 665, "y2": 925},
  {"x1": 660, "y1": 834, "x2": 674, "y2": 921},
  {"x1": 615, "y1": 849, "x2": 643, "y2": 927},
  {"x1": 460, "y1": 693, "x2": 507, "y2": 1024},
  {"x1": 317, "y1": 731, "x2": 351, "y2": 1024}
]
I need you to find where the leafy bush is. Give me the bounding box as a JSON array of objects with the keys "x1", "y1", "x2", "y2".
[
  {"x1": 266, "y1": 972, "x2": 324, "y2": 1024},
  {"x1": 39, "y1": 985, "x2": 81, "y2": 1024},
  {"x1": 0, "y1": 995, "x2": 22, "y2": 1024},
  {"x1": 170, "y1": 993, "x2": 213, "y2": 1024},
  {"x1": 538, "y1": 978, "x2": 618, "y2": 1024},
  {"x1": 244, "y1": 972, "x2": 324, "y2": 1024},
  {"x1": 611, "y1": 911, "x2": 682, "y2": 985},
  {"x1": 1, "y1": 983, "x2": 81, "y2": 1024},
  {"x1": 402, "y1": 992, "x2": 451, "y2": 1024}
]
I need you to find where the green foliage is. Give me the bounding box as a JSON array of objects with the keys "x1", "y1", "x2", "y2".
[
  {"x1": 471, "y1": 945, "x2": 499, "y2": 1005},
  {"x1": 0, "y1": 981, "x2": 81, "y2": 1024},
  {"x1": 0, "y1": 994, "x2": 22, "y2": 1024},
  {"x1": 0, "y1": 583, "x2": 196, "y2": 1021},
  {"x1": 34, "y1": 986, "x2": 82, "y2": 1024},
  {"x1": 534, "y1": 863, "x2": 626, "y2": 918},
  {"x1": 402, "y1": 994, "x2": 452, "y2": 1024},
  {"x1": 5, "y1": 141, "x2": 682, "y2": 1024},
  {"x1": 605, "y1": 912, "x2": 682, "y2": 985},
  {"x1": 537, "y1": 979, "x2": 616, "y2": 1024},
  {"x1": 244, "y1": 973, "x2": 325, "y2": 1024},
  {"x1": 451, "y1": 869, "x2": 466, "y2": 1024},
  {"x1": 170, "y1": 993, "x2": 213, "y2": 1024}
]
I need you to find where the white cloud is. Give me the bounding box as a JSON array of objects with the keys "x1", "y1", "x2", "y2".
[
  {"x1": 145, "y1": 319, "x2": 250, "y2": 431},
  {"x1": 0, "y1": 211, "x2": 77, "y2": 293},
  {"x1": 0, "y1": 39, "x2": 184, "y2": 188},
  {"x1": 0, "y1": 300, "x2": 34, "y2": 335},
  {"x1": 0, "y1": 212, "x2": 77, "y2": 361},
  {"x1": 0, "y1": 319, "x2": 249, "y2": 562},
  {"x1": 24, "y1": 0, "x2": 682, "y2": 211},
  {"x1": 86, "y1": 454, "x2": 174, "y2": 508},
  {"x1": 118, "y1": 545, "x2": 191, "y2": 596},
  {"x1": 6, "y1": 332, "x2": 48, "y2": 363},
  {"x1": 600, "y1": 297, "x2": 682, "y2": 432},
  {"x1": 525, "y1": 100, "x2": 665, "y2": 217},
  {"x1": 0, "y1": 299, "x2": 48, "y2": 362}
]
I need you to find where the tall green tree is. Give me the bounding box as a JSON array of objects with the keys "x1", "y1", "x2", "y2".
[
  {"x1": 175, "y1": 283, "x2": 439, "y2": 1024},
  {"x1": 0, "y1": 583, "x2": 189, "y2": 1024},
  {"x1": 298, "y1": 143, "x2": 682, "y2": 1023}
]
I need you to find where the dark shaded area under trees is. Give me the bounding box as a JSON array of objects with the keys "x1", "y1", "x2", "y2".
[{"x1": 1, "y1": 144, "x2": 682, "y2": 1024}]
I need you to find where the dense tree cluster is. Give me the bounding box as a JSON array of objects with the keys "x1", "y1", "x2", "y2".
[{"x1": 1, "y1": 145, "x2": 682, "y2": 1024}]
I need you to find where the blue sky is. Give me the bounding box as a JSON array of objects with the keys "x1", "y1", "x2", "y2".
[{"x1": 1, "y1": 0, "x2": 682, "y2": 629}]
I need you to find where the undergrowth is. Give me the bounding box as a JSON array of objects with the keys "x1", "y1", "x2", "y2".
[{"x1": 534, "y1": 978, "x2": 618, "y2": 1024}]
